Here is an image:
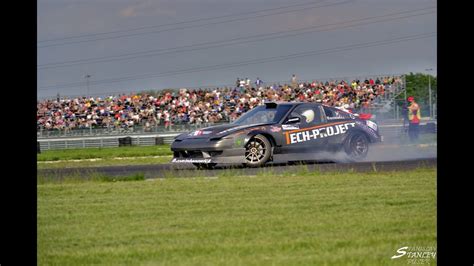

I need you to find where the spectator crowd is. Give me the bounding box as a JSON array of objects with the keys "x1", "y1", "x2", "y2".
[{"x1": 37, "y1": 75, "x2": 402, "y2": 132}]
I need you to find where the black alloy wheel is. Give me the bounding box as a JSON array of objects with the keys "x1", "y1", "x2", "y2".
[
  {"x1": 345, "y1": 133, "x2": 369, "y2": 161},
  {"x1": 244, "y1": 134, "x2": 271, "y2": 167}
]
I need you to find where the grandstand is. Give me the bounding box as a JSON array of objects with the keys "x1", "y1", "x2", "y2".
[{"x1": 37, "y1": 75, "x2": 405, "y2": 137}]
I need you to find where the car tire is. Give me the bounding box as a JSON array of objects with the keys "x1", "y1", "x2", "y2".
[
  {"x1": 193, "y1": 163, "x2": 217, "y2": 169},
  {"x1": 244, "y1": 134, "x2": 272, "y2": 167},
  {"x1": 344, "y1": 132, "x2": 369, "y2": 162}
]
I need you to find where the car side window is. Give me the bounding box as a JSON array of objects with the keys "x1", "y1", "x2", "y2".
[
  {"x1": 323, "y1": 106, "x2": 335, "y2": 118},
  {"x1": 323, "y1": 106, "x2": 352, "y2": 121},
  {"x1": 289, "y1": 105, "x2": 322, "y2": 126}
]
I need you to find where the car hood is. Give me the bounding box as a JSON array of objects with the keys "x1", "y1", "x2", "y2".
[{"x1": 176, "y1": 123, "x2": 274, "y2": 140}]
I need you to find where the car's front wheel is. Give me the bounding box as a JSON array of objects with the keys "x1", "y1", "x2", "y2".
[
  {"x1": 344, "y1": 132, "x2": 369, "y2": 162},
  {"x1": 244, "y1": 134, "x2": 271, "y2": 167}
]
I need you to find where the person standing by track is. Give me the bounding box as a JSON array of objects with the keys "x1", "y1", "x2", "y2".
[{"x1": 407, "y1": 96, "x2": 421, "y2": 141}]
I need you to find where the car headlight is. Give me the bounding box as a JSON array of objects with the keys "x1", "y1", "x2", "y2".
[{"x1": 210, "y1": 136, "x2": 234, "y2": 141}]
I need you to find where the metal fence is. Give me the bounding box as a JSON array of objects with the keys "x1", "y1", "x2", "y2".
[
  {"x1": 38, "y1": 134, "x2": 179, "y2": 151},
  {"x1": 37, "y1": 122, "x2": 230, "y2": 138},
  {"x1": 392, "y1": 98, "x2": 437, "y2": 120}
]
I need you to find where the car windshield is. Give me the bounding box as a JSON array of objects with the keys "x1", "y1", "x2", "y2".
[{"x1": 232, "y1": 104, "x2": 292, "y2": 125}]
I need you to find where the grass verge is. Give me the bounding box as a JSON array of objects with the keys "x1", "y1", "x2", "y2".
[
  {"x1": 37, "y1": 145, "x2": 172, "y2": 161},
  {"x1": 37, "y1": 156, "x2": 172, "y2": 169}
]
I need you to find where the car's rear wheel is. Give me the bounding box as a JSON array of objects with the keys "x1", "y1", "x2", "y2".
[
  {"x1": 244, "y1": 134, "x2": 271, "y2": 167},
  {"x1": 344, "y1": 132, "x2": 369, "y2": 162},
  {"x1": 193, "y1": 163, "x2": 217, "y2": 169}
]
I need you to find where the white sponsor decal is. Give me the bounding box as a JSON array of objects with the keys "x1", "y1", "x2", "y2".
[
  {"x1": 172, "y1": 158, "x2": 212, "y2": 163},
  {"x1": 189, "y1": 130, "x2": 212, "y2": 136},
  {"x1": 282, "y1": 124, "x2": 300, "y2": 130},
  {"x1": 365, "y1": 120, "x2": 378, "y2": 131},
  {"x1": 270, "y1": 126, "x2": 281, "y2": 132},
  {"x1": 326, "y1": 116, "x2": 346, "y2": 120},
  {"x1": 287, "y1": 122, "x2": 356, "y2": 144}
]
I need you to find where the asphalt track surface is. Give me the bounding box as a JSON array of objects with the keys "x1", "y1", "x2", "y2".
[{"x1": 38, "y1": 143, "x2": 437, "y2": 179}]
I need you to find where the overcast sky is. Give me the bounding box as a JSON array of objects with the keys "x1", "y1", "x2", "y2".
[{"x1": 37, "y1": 0, "x2": 436, "y2": 99}]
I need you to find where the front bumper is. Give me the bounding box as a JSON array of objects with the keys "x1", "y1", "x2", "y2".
[{"x1": 170, "y1": 137, "x2": 246, "y2": 164}]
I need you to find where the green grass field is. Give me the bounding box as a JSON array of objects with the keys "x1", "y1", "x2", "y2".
[{"x1": 38, "y1": 167, "x2": 436, "y2": 265}]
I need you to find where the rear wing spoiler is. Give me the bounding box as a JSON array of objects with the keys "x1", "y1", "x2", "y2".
[
  {"x1": 335, "y1": 106, "x2": 374, "y2": 120},
  {"x1": 357, "y1": 113, "x2": 373, "y2": 120}
]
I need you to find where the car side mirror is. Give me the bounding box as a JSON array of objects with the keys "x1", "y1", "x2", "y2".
[{"x1": 286, "y1": 117, "x2": 300, "y2": 124}]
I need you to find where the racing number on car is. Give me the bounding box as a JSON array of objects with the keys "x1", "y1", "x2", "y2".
[{"x1": 284, "y1": 122, "x2": 355, "y2": 144}]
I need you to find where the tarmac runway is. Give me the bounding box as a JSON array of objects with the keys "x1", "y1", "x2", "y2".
[{"x1": 38, "y1": 142, "x2": 437, "y2": 179}]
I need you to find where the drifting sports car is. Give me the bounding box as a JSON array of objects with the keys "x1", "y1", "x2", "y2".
[{"x1": 171, "y1": 102, "x2": 382, "y2": 168}]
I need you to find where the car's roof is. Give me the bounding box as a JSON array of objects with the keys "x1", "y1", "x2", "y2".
[{"x1": 265, "y1": 101, "x2": 322, "y2": 106}]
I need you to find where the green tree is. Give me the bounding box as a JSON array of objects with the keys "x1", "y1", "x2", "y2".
[
  {"x1": 396, "y1": 72, "x2": 437, "y2": 117},
  {"x1": 404, "y1": 72, "x2": 437, "y2": 102}
]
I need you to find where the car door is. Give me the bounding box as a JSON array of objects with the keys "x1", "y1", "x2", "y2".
[
  {"x1": 321, "y1": 106, "x2": 357, "y2": 149},
  {"x1": 280, "y1": 104, "x2": 327, "y2": 155}
]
